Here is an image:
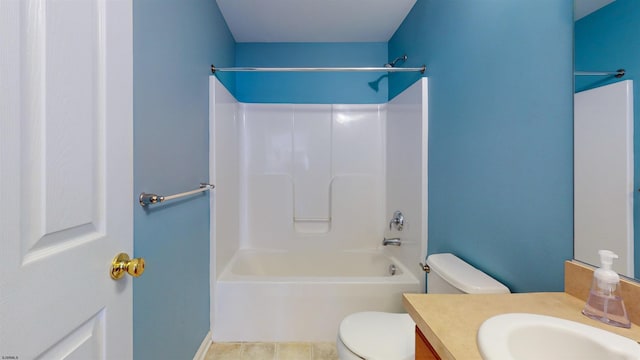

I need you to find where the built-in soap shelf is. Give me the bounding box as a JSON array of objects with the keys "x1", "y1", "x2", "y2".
[
  {"x1": 250, "y1": 173, "x2": 378, "y2": 235},
  {"x1": 291, "y1": 173, "x2": 331, "y2": 234},
  {"x1": 293, "y1": 217, "x2": 332, "y2": 234}
]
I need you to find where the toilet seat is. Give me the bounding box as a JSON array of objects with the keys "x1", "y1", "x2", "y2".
[{"x1": 338, "y1": 312, "x2": 415, "y2": 360}]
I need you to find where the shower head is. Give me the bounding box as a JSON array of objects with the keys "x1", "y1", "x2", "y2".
[{"x1": 385, "y1": 54, "x2": 408, "y2": 68}]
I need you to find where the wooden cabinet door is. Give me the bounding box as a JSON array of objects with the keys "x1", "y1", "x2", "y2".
[{"x1": 416, "y1": 326, "x2": 441, "y2": 360}]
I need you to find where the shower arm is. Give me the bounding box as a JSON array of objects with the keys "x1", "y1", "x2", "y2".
[{"x1": 385, "y1": 55, "x2": 408, "y2": 68}]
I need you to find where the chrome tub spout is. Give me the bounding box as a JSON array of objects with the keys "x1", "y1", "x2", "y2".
[{"x1": 383, "y1": 238, "x2": 402, "y2": 246}]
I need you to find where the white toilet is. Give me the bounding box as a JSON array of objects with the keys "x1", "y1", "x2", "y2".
[{"x1": 337, "y1": 253, "x2": 510, "y2": 360}]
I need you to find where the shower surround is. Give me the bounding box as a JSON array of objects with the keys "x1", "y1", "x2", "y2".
[{"x1": 210, "y1": 77, "x2": 428, "y2": 342}]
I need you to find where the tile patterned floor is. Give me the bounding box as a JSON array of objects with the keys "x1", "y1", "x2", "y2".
[{"x1": 205, "y1": 342, "x2": 339, "y2": 360}]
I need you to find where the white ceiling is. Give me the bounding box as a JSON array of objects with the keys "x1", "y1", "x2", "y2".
[
  {"x1": 574, "y1": 0, "x2": 615, "y2": 20},
  {"x1": 216, "y1": 0, "x2": 417, "y2": 43},
  {"x1": 217, "y1": 1, "x2": 613, "y2": 43}
]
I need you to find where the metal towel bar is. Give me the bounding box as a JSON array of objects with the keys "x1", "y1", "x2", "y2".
[{"x1": 139, "y1": 183, "x2": 214, "y2": 207}]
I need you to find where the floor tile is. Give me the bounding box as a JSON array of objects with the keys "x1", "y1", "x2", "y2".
[
  {"x1": 206, "y1": 341, "x2": 336, "y2": 360},
  {"x1": 241, "y1": 342, "x2": 276, "y2": 360},
  {"x1": 205, "y1": 342, "x2": 242, "y2": 360},
  {"x1": 277, "y1": 342, "x2": 312, "y2": 360},
  {"x1": 312, "y1": 342, "x2": 339, "y2": 360}
]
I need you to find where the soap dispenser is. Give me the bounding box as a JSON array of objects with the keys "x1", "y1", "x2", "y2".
[{"x1": 582, "y1": 250, "x2": 631, "y2": 328}]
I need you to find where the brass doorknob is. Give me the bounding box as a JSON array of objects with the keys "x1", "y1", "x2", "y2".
[{"x1": 110, "y1": 253, "x2": 145, "y2": 280}]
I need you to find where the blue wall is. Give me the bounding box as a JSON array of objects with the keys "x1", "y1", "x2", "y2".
[
  {"x1": 390, "y1": 0, "x2": 574, "y2": 292},
  {"x1": 132, "y1": 2, "x2": 576, "y2": 354},
  {"x1": 133, "y1": 1, "x2": 234, "y2": 359},
  {"x1": 234, "y1": 42, "x2": 388, "y2": 103},
  {"x1": 575, "y1": 0, "x2": 640, "y2": 278}
]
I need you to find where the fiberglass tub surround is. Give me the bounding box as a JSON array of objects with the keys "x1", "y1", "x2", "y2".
[
  {"x1": 241, "y1": 102, "x2": 385, "y2": 247},
  {"x1": 216, "y1": 249, "x2": 419, "y2": 342},
  {"x1": 221, "y1": 249, "x2": 408, "y2": 278},
  {"x1": 209, "y1": 77, "x2": 428, "y2": 342}
]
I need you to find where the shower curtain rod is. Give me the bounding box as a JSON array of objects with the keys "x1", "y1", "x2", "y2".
[
  {"x1": 210, "y1": 64, "x2": 426, "y2": 74},
  {"x1": 574, "y1": 69, "x2": 625, "y2": 78}
]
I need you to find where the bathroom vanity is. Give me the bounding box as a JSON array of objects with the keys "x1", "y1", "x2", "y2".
[
  {"x1": 404, "y1": 261, "x2": 640, "y2": 359},
  {"x1": 415, "y1": 326, "x2": 440, "y2": 360}
]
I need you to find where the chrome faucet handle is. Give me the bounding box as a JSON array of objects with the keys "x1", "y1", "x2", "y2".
[{"x1": 389, "y1": 211, "x2": 404, "y2": 231}]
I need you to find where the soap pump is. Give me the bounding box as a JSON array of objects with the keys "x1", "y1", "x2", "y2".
[{"x1": 582, "y1": 250, "x2": 631, "y2": 328}]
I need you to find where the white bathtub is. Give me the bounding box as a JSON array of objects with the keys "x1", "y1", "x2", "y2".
[{"x1": 212, "y1": 249, "x2": 421, "y2": 342}]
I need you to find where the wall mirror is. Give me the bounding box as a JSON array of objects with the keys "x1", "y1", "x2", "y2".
[{"x1": 573, "y1": 0, "x2": 638, "y2": 279}]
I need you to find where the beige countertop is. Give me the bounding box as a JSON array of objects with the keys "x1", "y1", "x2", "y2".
[{"x1": 403, "y1": 292, "x2": 640, "y2": 360}]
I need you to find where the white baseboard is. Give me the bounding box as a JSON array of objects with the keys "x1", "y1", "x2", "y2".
[{"x1": 193, "y1": 330, "x2": 212, "y2": 360}]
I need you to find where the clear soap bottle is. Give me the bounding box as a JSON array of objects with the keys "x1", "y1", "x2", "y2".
[{"x1": 582, "y1": 250, "x2": 631, "y2": 328}]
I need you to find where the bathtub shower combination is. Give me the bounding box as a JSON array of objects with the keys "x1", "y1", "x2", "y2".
[{"x1": 209, "y1": 77, "x2": 428, "y2": 342}]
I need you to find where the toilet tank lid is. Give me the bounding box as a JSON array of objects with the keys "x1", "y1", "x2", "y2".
[{"x1": 426, "y1": 253, "x2": 510, "y2": 294}]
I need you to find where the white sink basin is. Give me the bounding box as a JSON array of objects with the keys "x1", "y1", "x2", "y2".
[{"x1": 477, "y1": 313, "x2": 640, "y2": 360}]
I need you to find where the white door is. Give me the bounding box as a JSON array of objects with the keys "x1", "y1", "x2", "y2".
[{"x1": 0, "y1": 0, "x2": 134, "y2": 358}]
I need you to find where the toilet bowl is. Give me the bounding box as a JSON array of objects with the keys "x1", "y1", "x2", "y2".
[
  {"x1": 337, "y1": 253, "x2": 510, "y2": 360},
  {"x1": 337, "y1": 312, "x2": 415, "y2": 360}
]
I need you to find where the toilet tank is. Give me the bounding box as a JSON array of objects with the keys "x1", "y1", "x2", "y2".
[{"x1": 426, "y1": 253, "x2": 510, "y2": 294}]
